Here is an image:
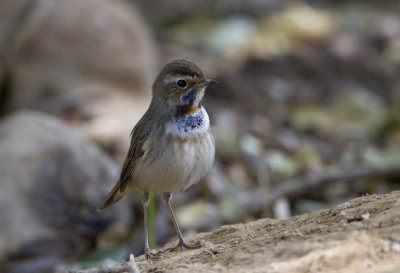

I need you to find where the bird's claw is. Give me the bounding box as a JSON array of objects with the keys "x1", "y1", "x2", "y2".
[
  {"x1": 144, "y1": 248, "x2": 160, "y2": 260},
  {"x1": 167, "y1": 240, "x2": 201, "y2": 252}
]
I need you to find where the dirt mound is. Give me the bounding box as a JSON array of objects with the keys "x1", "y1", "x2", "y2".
[{"x1": 135, "y1": 191, "x2": 400, "y2": 273}]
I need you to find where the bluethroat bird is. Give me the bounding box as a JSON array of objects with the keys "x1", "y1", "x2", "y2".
[{"x1": 97, "y1": 60, "x2": 217, "y2": 258}]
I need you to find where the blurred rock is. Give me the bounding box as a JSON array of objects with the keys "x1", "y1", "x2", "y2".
[
  {"x1": 264, "y1": 149, "x2": 298, "y2": 178},
  {"x1": 277, "y1": 3, "x2": 336, "y2": 42},
  {"x1": 330, "y1": 32, "x2": 363, "y2": 59},
  {"x1": 239, "y1": 133, "x2": 263, "y2": 156},
  {"x1": 71, "y1": 245, "x2": 128, "y2": 271},
  {"x1": 290, "y1": 104, "x2": 328, "y2": 130},
  {"x1": 176, "y1": 200, "x2": 218, "y2": 231},
  {"x1": 229, "y1": 2, "x2": 337, "y2": 60},
  {"x1": 227, "y1": 162, "x2": 251, "y2": 188},
  {"x1": 207, "y1": 16, "x2": 256, "y2": 55},
  {"x1": 331, "y1": 88, "x2": 389, "y2": 137},
  {"x1": 205, "y1": 165, "x2": 230, "y2": 199},
  {"x1": 0, "y1": 111, "x2": 133, "y2": 273},
  {"x1": 290, "y1": 87, "x2": 390, "y2": 139},
  {"x1": 0, "y1": 0, "x2": 156, "y2": 154},
  {"x1": 76, "y1": 92, "x2": 150, "y2": 162},
  {"x1": 273, "y1": 197, "x2": 290, "y2": 219},
  {"x1": 212, "y1": 109, "x2": 239, "y2": 157},
  {"x1": 292, "y1": 144, "x2": 323, "y2": 172},
  {"x1": 1, "y1": 0, "x2": 156, "y2": 106},
  {"x1": 362, "y1": 147, "x2": 400, "y2": 166}
]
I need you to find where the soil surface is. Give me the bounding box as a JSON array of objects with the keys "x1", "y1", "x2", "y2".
[{"x1": 134, "y1": 191, "x2": 400, "y2": 273}]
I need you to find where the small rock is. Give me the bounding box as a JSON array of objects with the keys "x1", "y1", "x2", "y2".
[
  {"x1": 337, "y1": 201, "x2": 351, "y2": 210},
  {"x1": 176, "y1": 200, "x2": 218, "y2": 230},
  {"x1": 331, "y1": 87, "x2": 389, "y2": 138},
  {"x1": 362, "y1": 211, "x2": 370, "y2": 221},
  {"x1": 362, "y1": 146, "x2": 400, "y2": 166},
  {"x1": 265, "y1": 149, "x2": 298, "y2": 178},
  {"x1": 273, "y1": 198, "x2": 291, "y2": 219},
  {"x1": 207, "y1": 16, "x2": 256, "y2": 54},
  {"x1": 239, "y1": 134, "x2": 263, "y2": 156},
  {"x1": 212, "y1": 110, "x2": 239, "y2": 156}
]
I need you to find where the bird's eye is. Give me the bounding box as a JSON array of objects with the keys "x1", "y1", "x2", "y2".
[{"x1": 177, "y1": 79, "x2": 187, "y2": 88}]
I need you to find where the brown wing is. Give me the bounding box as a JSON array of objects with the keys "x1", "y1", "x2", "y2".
[
  {"x1": 97, "y1": 110, "x2": 153, "y2": 211},
  {"x1": 119, "y1": 111, "x2": 153, "y2": 192}
]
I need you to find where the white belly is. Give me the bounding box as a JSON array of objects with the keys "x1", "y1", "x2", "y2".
[{"x1": 133, "y1": 131, "x2": 215, "y2": 194}]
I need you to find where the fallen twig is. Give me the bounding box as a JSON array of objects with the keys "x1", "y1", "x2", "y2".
[
  {"x1": 265, "y1": 162, "x2": 400, "y2": 207},
  {"x1": 69, "y1": 254, "x2": 141, "y2": 273}
]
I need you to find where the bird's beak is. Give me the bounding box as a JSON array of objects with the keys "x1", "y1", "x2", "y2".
[
  {"x1": 204, "y1": 78, "x2": 219, "y2": 86},
  {"x1": 194, "y1": 78, "x2": 218, "y2": 89}
]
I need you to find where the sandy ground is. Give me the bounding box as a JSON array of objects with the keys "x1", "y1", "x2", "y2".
[{"x1": 133, "y1": 191, "x2": 400, "y2": 273}]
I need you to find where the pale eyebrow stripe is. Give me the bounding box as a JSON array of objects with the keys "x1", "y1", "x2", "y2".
[{"x1": 164, "y1": 74, "x2": 178, "y2": 84}]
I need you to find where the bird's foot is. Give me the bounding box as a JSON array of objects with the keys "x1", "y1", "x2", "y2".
[
  {"x1": 167, "y1": 239, "x2": 201, "y2": 252},
  {"x1": 144, "y1": 247, "x2": 160, "y2": 260},
  {"x1": 178, "y1": 239, "x2": 201, "y2": 250}
]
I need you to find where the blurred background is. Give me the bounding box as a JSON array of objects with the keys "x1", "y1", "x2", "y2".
[{"x1": 1, "y1": 0, "x2": 400, "y2": 272}]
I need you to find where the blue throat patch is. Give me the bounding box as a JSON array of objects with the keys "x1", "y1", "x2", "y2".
[
  {"x1": 183, "y1": 114, "x2": 204, "y2": 132},
  {"x1": 178, "y1": 109, "x2": 204, "y2": 132},
  {"x1": 181, "y1": 88, "x2": 197, "y2": 104}
]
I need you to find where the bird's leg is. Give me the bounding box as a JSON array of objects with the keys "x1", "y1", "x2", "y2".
[
  {"x1": 142, "y1": 191, "x2": 157, "y2": 259},
  {"x1": 163, "y1": 192, "x2": 201, "y2": 250}
]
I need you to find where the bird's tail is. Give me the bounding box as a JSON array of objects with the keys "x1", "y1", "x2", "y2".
[{"x1": 97, "y1": 181, "x2": 135, "y2": 212}]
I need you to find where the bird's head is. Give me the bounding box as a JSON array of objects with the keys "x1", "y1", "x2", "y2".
[{"x1": 152, "y1": 60, "x2": 218, "y2": 116}]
